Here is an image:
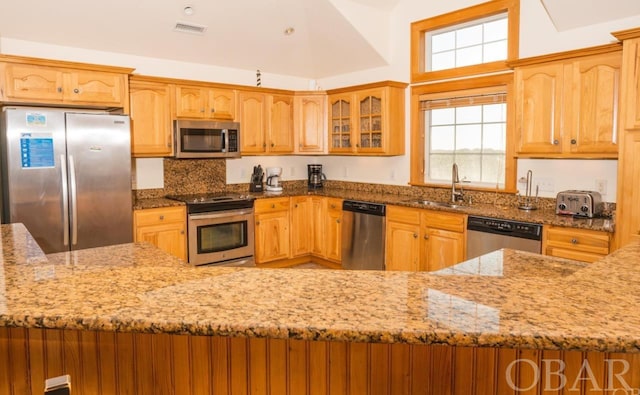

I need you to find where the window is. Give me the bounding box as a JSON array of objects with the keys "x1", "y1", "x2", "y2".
[
  {"x1": 410, "y1": 75, "x2": 516, "y2": 191},
  {"x1": 411, "y1": 0, "x2": 519, "y2": 83},
  {"x1": 429, "y1": 14, "x2": 508, "y2": 71},
  {"x1": 423, "y1": 93, "x2": 507, "y2": 187}
]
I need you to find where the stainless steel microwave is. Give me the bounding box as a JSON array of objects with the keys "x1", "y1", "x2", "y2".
[{"x1": 174, "y1": 120, "x2": 241, "y2": 158}]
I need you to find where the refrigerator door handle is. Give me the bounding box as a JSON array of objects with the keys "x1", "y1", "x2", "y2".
[
  {"x1": 68, "y1": 155, "x2": 78, "y2": 246},
  {"x1": 60, "y1": 154, "x2": 70, "y2": 247}
]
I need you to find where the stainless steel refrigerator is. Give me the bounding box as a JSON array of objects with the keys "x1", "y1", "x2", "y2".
[{"x1": 0, "y1": 106, "x2": 133, "y2": 254}]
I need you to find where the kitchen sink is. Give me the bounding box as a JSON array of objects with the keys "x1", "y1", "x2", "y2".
[{"x1": 405, "y1": 199, "x2": 465, "y2": 209}]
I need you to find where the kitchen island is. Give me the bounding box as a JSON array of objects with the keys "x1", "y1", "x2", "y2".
[{"x1": 1, "y1": 223, "x2": 639, "y2": 395}]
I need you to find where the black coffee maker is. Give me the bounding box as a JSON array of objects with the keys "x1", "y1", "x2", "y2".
[{"x1": 308, "y1": 164, "x2": 326, "y2": 189}]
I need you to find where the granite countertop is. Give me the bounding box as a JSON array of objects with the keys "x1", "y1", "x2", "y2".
[
  {"x1": 133, "y1": 187, "x2": 614, "y2": 232},
  {"x1": 1, "y1": 223, "x2": 638, "y2": 352}
]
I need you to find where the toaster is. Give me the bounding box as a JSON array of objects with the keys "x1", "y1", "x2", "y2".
[{"x1": 555, "y1": 190, "x2": 603, "y2": 218}]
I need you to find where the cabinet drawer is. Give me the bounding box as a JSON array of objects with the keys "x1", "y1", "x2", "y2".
[
  {"x1": 421, "y1": 210, "x2": 466, "y2": 233},
  {"x1": 545, "y1": 226, "x2": 610, "y2": 255},
  {"x1": 387, "y1": 205, "x2": 420, "y2": 225},
  {"x1": 134, "y1": 206, "x2": 186, "y2": 226},
  {"x1": 255, "y1": 197, "x2": 290, "y2": 213}
]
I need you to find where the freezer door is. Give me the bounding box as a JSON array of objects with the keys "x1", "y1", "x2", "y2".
[
  {"x1": 65, "y1": 113, "x2": 133, "y2": 250},
  {"x1": 1, "y1": 108, "x2": 68, "y2": 253}
]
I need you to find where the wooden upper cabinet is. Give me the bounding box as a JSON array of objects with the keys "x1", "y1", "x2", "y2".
[
  {"x1": 129, "y1": 79, "x2": 173, "y2": 157},
  {"x1": 2, "y1": 63, "x2": 64, "y2": 101},
  {"x1": 328, "y1": 93, "x2": 354, "y2": 153},
  {"x1": 568, "y1": 52, "x2": 621, "y2": 155},
  {"x1": 268, "y1": 94, "x2": 294, "y2": 153},
  {"x1": 175, "y1": 85, "x2": 235, "y2": 120},
  {"x1": 514, "y1": 46, "x2": 622, "y2": 158},
  {"x1": 64, "y1": 69, "x2": 126, "y2": 106},
  {"x1": 294, "y1": 92, "x2": 327, "y2": 154},
  {"x1": 0, "y1": 56, "x2": 131, "y2": 109},
  {"x1": 327, "y1": 81, "x2": 406, "y2": 156},
  {"x1": 515, "y1": 62, "x2": 564, "y2": 155},
  {"x1": 238, "y1": 90, "x2": 295, "y2": 155},
  {"x1": 238, "y1": 90, "x2": 267, "y2": 153}
]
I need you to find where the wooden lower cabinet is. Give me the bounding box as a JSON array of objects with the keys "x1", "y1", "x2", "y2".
[
  {"x1": 3, "y1": 327, "x2": 639, "y2": 395},
  {"x1": 543, "y1": 225, "x2": 611, "y2": 263},
  {"x1": 254, "y1": 197, "x2": 291, "y2": 264},
  {"x1": 385, "y1": 205, "x2": 466, "y2": 271},
  {"x1": 256, "y1": 196, "x2": 342, "y2": 266},
  {"x1": 290, "y1": 196, "x2": 313, "y2": 257},
  {"x1": 324, "y1": 198, "x2": 343, "y2": 262},
  {"x1": 133, "y1": 206, "x2": 187, "y2": 261}
]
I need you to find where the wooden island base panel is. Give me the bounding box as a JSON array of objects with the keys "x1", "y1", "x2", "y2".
[
  {"x1": 2, "y1": 328, "x2": 640, "y2": 395},
  {"x1": 2, "y1": 223, "x2": 640, "y2": 395}
]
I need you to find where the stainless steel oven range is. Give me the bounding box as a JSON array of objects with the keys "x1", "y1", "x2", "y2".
[{"x1": 166, "y1": 193, "x2": 255, "y2": 267}]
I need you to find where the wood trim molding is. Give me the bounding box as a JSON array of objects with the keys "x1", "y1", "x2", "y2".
[
  {"x1": 325, "y1": 80, "x2": 408, "y2": 95},
  {"x1": 612, "y1": 27, "x2": 640, "y2": 41},
  {"x1": 507, "y1": 42, "x2": 623, "y2": 68},
  {"x1": 0, "y1": 54, "x2": 135, "y2": 74}
]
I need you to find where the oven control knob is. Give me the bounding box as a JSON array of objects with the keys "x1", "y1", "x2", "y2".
[{"x1": 558, "y1": 203, "x2": 567, "y2": 210}]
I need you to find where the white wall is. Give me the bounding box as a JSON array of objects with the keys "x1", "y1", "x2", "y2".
[{"x1": 2, "y1": 1, "x2": 639, "y2": 201}]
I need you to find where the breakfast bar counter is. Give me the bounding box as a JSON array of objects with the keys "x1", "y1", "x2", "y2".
[{"x1": 1, "y1": 223, "x2": 639, "y2": 394}]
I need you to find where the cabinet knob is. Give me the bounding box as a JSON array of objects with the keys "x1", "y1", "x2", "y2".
[
  {"x1": 200, "y1": 109, "x2": 205, "y2": 113},
  {"x1": 211, "y1": 108, "x2": 215, "y2": 113},
  {"x1": 271, "y1": 204, "x2": 275, "y2": 208},
  {"x1": 271, "y1": 143, "x2": 275, "y2": 147},
  {"x1": 571, "y1": 238, "x2": 578, "y2": 244},
  {"x1": 570, "y1": 139, "x2": 577, "y2": 145},
  {"x1": 337, "y1": 219, "x2": 341, "y2": 224},
  {"x1": 73, "y1": 88, "x2": 80, "y2": 94},
  {"x1": 553, "y1": 139, "x2": 559, "y2": 145},
  {"x1": 180, "y1": 230, "x2": 185, "y2": 234},
  {"x1": 413, "y1": 233, "x2": 418, "y2": 238},
  {"x1": 263, "y1": 143, "x2": 267, "y2": 148},
  {"x1": 57, "y1": 87, "x2": 63, "y2": 93},
  {"x1": 330, "y1": 204, "x2": 336, "y2": 209},
  {"x1": 356, "y1": 143, "x2": 360, "y2": 148},
  {"x1": 294, "y1": 204, "x2": 298, "y2": 208},
  {"x1": 159, "y1": 215, "x2": 165, "y2": 220},
  {"x1": 424, "y1": 235, "x2": 429, "y2": 240},
  {"x1": 256, "y1": 221, "x2": 260, "y2": 225}
]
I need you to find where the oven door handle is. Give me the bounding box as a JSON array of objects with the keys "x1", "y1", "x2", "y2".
[{"x1": 189, "y1": 209, "x2": 254, "y2": 220}]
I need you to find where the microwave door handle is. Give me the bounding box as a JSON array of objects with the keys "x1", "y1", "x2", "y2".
[{"x1": 223, "y1": 129, "x2": 229, "y2": 152}]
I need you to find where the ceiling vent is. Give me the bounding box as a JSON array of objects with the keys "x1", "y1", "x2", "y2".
[{"x1": 174, "y1": 21, "x2": 207, "y2": 35}]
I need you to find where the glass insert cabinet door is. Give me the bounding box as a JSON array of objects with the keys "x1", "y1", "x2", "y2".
[
  {"x1": 330, "y1": 95, "x2": 352, "y2": 151},
  {"x1": 358, "y1": 93, "x2": 383, "y2": 151}
]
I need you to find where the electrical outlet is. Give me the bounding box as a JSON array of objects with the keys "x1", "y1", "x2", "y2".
[
  {"x1": 537, "y1": 177, "x2": 554, "y2": 192},
  {"x1": 595, "y1": 179, "x2": 607, "y2": 195}
]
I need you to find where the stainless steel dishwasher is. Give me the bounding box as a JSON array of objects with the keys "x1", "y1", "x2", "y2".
[
  {"x1": 341, "y1": 200, "x2": 386, "y2": 270},
  {"x1": 466, "y1": 215, "x2": 542, "y2": 259}
]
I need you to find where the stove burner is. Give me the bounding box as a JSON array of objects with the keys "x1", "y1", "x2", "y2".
[{"x1": 166, "y1": 193, "x2": 255, "y2": 213}]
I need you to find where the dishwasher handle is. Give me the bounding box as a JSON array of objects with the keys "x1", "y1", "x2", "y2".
[
  {"x1": 467, "y1": 216, "x2": 542, "y2": 241},
  {"x1": 342, "y1": 200, "x2": 386, "y2": 216}
]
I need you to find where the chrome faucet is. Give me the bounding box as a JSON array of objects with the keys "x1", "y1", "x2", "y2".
[{"x1": 452, "y1": 163, "x2": 464, "y2": 203}]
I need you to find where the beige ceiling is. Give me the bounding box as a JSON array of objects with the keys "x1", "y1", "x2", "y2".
[
  {"x1": 541, "y1": 0, "x2": 640, "y2": 31},
  {"x1": 0, "y1": 0, "x2": 639, "y2": 80},
  {"x1": 0, "y1": 0, "x2": 399, "y2": 79}
]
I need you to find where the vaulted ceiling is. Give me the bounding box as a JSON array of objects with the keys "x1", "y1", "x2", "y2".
[{"x1": 0, "y1": 0, "x2": 639, "y2": 80}]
